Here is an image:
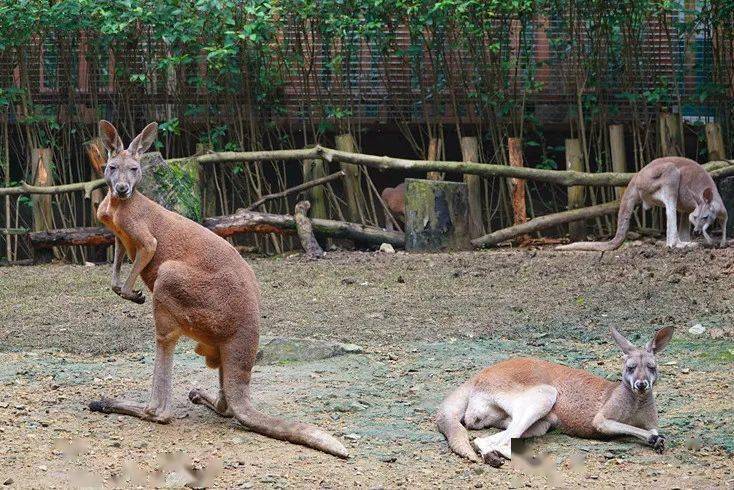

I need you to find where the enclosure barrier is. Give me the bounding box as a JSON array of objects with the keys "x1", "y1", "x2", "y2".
[{"x1": 2, "y1": 146, "x2": 733, "y2": 258}]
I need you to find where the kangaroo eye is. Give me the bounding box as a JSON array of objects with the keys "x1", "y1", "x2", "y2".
[
  {"x1": 107, "y1": 165, "x2": 117, "y2": 170},
  {"x1": 702, "y1": 215, "x2": 709, "y2": 220},
  {"x1": 130, "y1": 167, "x2": 140, "y2": 171}
]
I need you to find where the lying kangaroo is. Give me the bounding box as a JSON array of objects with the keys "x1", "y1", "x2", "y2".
[
  {"x1": 437, "y1": 326, "x2": 673, "y2": 467},
  {"x1": 88, "y1": 120, "x2": 348, "y2": 458},
  {"x1": 558, "y1": 157, "x2": 727, "y2": 251},
  {"x1": 381, "y1": 182, "x2": 405, "y2": 231}
]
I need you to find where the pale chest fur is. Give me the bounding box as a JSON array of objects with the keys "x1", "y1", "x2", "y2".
[{"x1": 98, "y1": 194, "x2": 137, "y2": 258}]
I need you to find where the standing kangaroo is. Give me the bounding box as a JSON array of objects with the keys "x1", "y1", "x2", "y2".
[
  {"x1": 558, "y1": 157, "x2": 727, "y2": 251},
  {"x1": 89, "y1": 120, "x2": 348, "y2": 459},
  {"x1": 437, "y1": 327, "x2": 673, "y2": 467}
]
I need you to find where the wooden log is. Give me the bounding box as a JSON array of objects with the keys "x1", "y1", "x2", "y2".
[
  {"x1": 659, "y1": 112, "x2": 682, "y2": 156},
  {"x1": 717, "y1": 176, "x2": 734, "y2": 239},
  {"x1": 508, "y1": 137, "x2": 527, "y2": 229},
  {"x1": 461, "y1": 137, "x2": 484, "y2": 237},
  {"x1": 565, "y1": 139, "x2": 586, "y2": 241},
  {"x1": 31, "y1": 148, "x2": 55, "y2": 263},
  {"x1": 472, "y1": 201, "x2": 621, "y2": 248},
  {"x1": 335, "y1": 133, "x2": 364, "y2": 222},
  {"x1": 609, "y1": 124, "x2": 628, "y2": 199},
  {"x1": 706, "y1": 122, "x2": 726, "y2": 161},
  {"x1": 403, "y1": 178, "x2": 471, "y2": 252},
  {"x1": 197, "y1": 143, "x2": 217, "y2": 219},
  {"x1": 294, "y1": 201, "x2": 324, "y2": 258},
  {"x1": 426, "y1": 137, "x2": 444, "y2": 181},
  {"x1": 30, "y1": 212, "x2": 404, "y2": 251},
  {"x1": 302, "y1": 155, "x2": 329, "y2": 219},
  {"x1": 247, "y1": 171, "x2": 344, "y2": 211},
  {"x1": 84, "y1": 138, "x2": 109, "y2": 262}
]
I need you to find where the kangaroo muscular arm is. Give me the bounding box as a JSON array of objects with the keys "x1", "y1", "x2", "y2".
[
  {"x1": 121, "y1": 223, "x2": 157, "y2": 295},
  {"x1": 111, "y1": 237, "x2": 126, "y2": 288},
  {"x1": 593, "y1": 413, "x2": 655, "y2": 442}
]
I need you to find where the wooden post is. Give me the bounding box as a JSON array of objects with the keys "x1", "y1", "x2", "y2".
[
  {"x1": 403, "y1": 178, "x2": 472, "y2": 252},
  {"x1": 83, "y1": 138, "x2": 108, "y2": 263},
  {"x1": 706, "y1": 122, "x2": 726, "y2": 161},
  {"x1": 461, "y1": 136, "x2": 483, "y2": 237},
  {"x1": 31, "y1": 148, "x2": 55, "y2": 263},
  {"x1": 197, "y1": 143, "x2": 217, "y2": 219},
  {"x1": 609, "y1": 125, "x2": 628, "y2": 199},
  {"x1": 507, "y1": 138, "x2": 527, "y2": 228},
  {"x1": 302, "y1": 153, "x2": 329, "y2": 220},
  {"x1": 658, "y1": 112, "x2": 682, "y2": 157},
  {"x1": 565, "y1": 139, "x2": 586, "y2": 241},
  {"x1": 335, "y1": 133, "x2": 364, "y2": 222},
  {"x1": 294, "y1": 200, "x2": 324, "y2": 258},
  {"x1": 426, "y1": 137, "x2": 444, "y2": 181}
]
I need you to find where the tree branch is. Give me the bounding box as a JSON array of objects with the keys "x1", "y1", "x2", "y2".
[{"x1": 245, "y1": 170, "x2": 345, "y2": 210}]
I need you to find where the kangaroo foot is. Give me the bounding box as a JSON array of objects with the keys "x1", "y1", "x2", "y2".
[
  {"x1": 89, "y1": 396, "x2": 171, "y2": 424},
  {"x1": 188, "y1": 388, "x2": 233, "y2": 418},
  {"x1": 112, "y1": 286, "x2": 146, "y2": 304},
  {"x1": 648, "y1": 434, "x2": 666, "y2": 454}
]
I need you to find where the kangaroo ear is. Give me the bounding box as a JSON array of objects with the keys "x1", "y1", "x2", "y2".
[
  {"x1": 645, "y1": 327, "x2": 674, "y2": 354},
  {"x1": 128, "y1": 122, "x2": 158, "y2": 156},
  {"x1": 702, "y1": 187, "x2": 713, "y2": 204},
  {"x1": 99, "y1": 120, "x2": 123, "y2": 155},
  {"x1": 610, "y1": 327, "x2": 637, "y2": 355}
]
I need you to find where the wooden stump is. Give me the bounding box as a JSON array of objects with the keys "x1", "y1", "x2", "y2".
[
  {"x1": 565, "y1": 139, "x2": 586, "y2": 241},
  {"x1": 403, "y1": 178, "x2": 471, "y2": 252},
  {"x1": 658, "y1": 112, "x2": 683, "y2": 157},
  {"x1": 84, "y1": 138, "x2": 109, "y2": 263},
  {"x1": 717, "y1": 176, "x2": 734, "y2": 239},
  {"x1": 294, "y1": 200, "x2": 324, "y2": 259},
  {"x1": 706, "y1": 123, "x2": 726, "y2": 161},
  {"x1": 461, "y1": 136, "x2": 484, "y2": 237},
  {"x1": 336, "y1": 133, "x2": 364, "y2": 222},
  {"x1": 609, "y1": 124, "x2": 628, "y2": 199}
]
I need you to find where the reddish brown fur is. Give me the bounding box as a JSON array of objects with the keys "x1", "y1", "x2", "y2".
[
  {"x1": 381, "y1": 182, "x2": 406, "y2": 225},
  {"x1": 90, "y1": 120, "x2": 348, "y2": 459}
]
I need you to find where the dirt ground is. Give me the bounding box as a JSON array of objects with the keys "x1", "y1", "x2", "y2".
[{"x1": 1, "y1": 243, "x2": 733, "y2": 489}]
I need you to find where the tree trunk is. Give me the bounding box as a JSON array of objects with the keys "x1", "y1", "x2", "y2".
[
  {"x1": 461, "y1": 136, "x2": 484, "y2": 237},
  {"x1": 658, "y1": 112, "x2": 682, "y2": 157},
  {"x1": 706, "y1": 123, "x2": 725, "y2": 161},
  {"x1": 31, "y1": 148, "x2": 55, "y2": 263},
  {"x1": 403, "y1": 178, "x2": 472, "y2": 252},
  {"x1": 84, "y1": 138, "x2": 109, "y2": 262},
  {"x1": 565, "y1": 139, "x2": 586, "y2": 241},
  {"x1": 609, "y1": 125, "x2": 628, "y2": 199},
  {"x1": 294, "y1": 201, "x2": 324, "y2": 258},
  {"x1": 508, "y1": 137, "x2": 527, "y2": 235},
  {"x1": 335, "y1": 133, "x2": 363, "y2": 222},
  {"x1": 426, "y1": 137, "x2": 444, "y2": 181},
  {"x1": 302, "y1": 154, "x2": 329, "y2": 219}
]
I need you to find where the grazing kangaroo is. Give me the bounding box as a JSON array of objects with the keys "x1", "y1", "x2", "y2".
[
  {"x1": 381, "y1": 182, "x2": 405, "y2": 231},
  {"x1": 436, "y1": 327, "x2": 673, "y2": 467},
  {"x1": 557, "y1": 157, "x2": 727, "y2": 251},
  {"x1": 89, "y1": 120, "x2": 348, "y2": 459}
]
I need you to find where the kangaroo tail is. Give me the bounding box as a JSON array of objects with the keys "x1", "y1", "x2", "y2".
[
  {"x1": 230, "y1": 397, "x2": 349, "y2": 459},
  {"x1": 436, "y1": 383, "x2": 479, "y2": 462},
  {"x1": 557, "y1": 183, "x2": 639, "y2": 252}
]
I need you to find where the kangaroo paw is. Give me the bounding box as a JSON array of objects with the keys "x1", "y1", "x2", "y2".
[
  {"x1": 482, "y1": 450, "x2": 506, "y2": 468},
  {"x1": 118, "y1": 288, "x2": 145, "y2": 304},
  {"x1": 648, "y1": 434, "x2": 666, "y2": 454}
]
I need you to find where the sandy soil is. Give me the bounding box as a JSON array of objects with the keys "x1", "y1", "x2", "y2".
[{"x1": 1, "y1": 244, "x2": 733, "y2": 488}]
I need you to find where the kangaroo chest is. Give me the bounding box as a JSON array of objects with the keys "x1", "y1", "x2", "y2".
[{"x1": 98, "y1": 196, "x2": 137, "y2": 258}]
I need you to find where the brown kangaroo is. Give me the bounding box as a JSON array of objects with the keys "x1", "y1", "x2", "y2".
[
  {"x1": 381, "y1": 182, "x2": 405, "y2": 231},
  {"x1": 558, "y1": 157, "x2": 727, "y2": 251},
  {"x1": 436, "y1": 327, "x2": 673, "y2": 467},
  {"x1": 88, "y1": 120, "x2": 348, "y2": 459}
]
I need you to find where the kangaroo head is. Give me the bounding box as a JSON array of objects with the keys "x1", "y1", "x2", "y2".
[
  {"x1": 610, "y1": 326, "x2": 673, "y2": 397},
  {"x1": 689, "y1": 187, "x2": 718, "y2": 235},
  {"x1": 99, "y1": 120, "x2": 158, "y2": 199}
]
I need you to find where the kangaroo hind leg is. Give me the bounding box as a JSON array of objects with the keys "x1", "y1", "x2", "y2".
[
  {"x1": 189, "y1": 367, "x2": 233, "y2": 418},
  {"x1": 472, "y1": 385, "x2": 557, "y2": 467}
]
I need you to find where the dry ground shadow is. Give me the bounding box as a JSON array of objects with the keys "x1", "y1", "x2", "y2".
[{"x1": 1, "y1": 245, "x2": 733, "y2": 488}]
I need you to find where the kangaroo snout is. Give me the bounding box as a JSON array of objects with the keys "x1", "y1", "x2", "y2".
[
  {"x1": 114, "y1": 183, "x2": 131, "y2": 198},
  {"x1": 634, "y1": 379, "x2": 650, "y2": 392}
]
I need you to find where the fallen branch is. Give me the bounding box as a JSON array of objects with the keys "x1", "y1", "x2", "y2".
[
  {"x1": 294, "y1": 201, "x2": 324, "y2": 258},
  {"x1": 205, "y1": 210, "x2": 405, "y2": 247},
  {"x1": 0, "y1": 179, "x2": 106, "y2": 198},
  {"x1": 471, "y1": 201, "x2": 621, "y2": 248},
  {"x1": 30, "y1": 210, "x2": 405, "y2": 250},
  {"x1": 245, "y1": 170, "x2": 345, "y2": 210}
]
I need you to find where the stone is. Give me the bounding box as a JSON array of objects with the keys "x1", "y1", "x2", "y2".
[
  {"x1": 379, "y1": 243, "x2": 396, "y2": 253},
  {"x1": 688, "y1": 324, "x2": 705, "y2": 335},
  {"x1": 256, "y1": 337, "x2": 364, "y2": 365}
]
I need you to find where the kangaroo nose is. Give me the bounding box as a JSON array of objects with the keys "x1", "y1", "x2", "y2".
[
  {"x1": 634, "y1": 380, "x2": 649, "y2": 391},
  {"x1": 115, "y1": 183, "x2": 130, "y2": 195}
]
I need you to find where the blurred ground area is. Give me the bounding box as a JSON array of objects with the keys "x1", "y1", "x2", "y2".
[{"x1": 1, "y1": 244, "x2": 733, "y2": 488}]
